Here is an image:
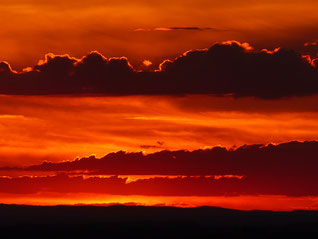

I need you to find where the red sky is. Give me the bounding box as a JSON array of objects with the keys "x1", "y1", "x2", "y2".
[{"x1": 0, "y1": 0, "x2": 318, "y2": 210}]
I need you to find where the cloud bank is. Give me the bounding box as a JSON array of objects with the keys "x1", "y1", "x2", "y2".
[
  {"x1": 1, "y1": 41, "x2": 318, "y2": 98},
  {"x1": 1, "y1": 141, "x2": 318, "y2": 196}
]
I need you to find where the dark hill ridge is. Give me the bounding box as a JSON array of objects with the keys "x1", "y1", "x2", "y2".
[{"x1": 0, "y1": 204, "x2": 317, "y2": 238}]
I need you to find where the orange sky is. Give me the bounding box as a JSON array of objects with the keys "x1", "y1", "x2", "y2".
[
  {"x1": 1, "y1": 0, "x2": 318, "y2": 70},
  {"x1": 1, "y1": 0, "x2": 318, "y2": 210},
  {"x1": 0, "y1": 94, "x2": 317, "y2": 167},
  {"x1": 1, "y1": 95, "x2": 317, "y2": 209}
]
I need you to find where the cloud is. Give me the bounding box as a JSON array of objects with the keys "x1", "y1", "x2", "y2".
[
  {"x1": 0, "y1": 174, "x2": 247, "y2": 196},
  {"x1": 2, "y1": 141, "x2": 318, "y2": 196},
  {"x1": 0, "y1": 174, "x2": 127, "y2": 194},
  {"x1": 134, "y1": 27, "x2": 218, "y2": 31},
  {"x1": 0, "y1": 158, "x2": 317, "y2": 196},
  {"x1": 167, "y1": 27, "x2": 217, "y2": 31},
  {"x1": 140, "y1": 141, "x2": 165, "y2": 149},
  {"x1": 140, "y1": 145, "x2": 163, "y2": 149},
  {"x1": 0, "y1": 62, "x2": 14, "y2": 73},
  {"x1": 0, "y1": 41, "x2": 318, "y2": 98},
  {"x1": 15, "y1": 140, "x2": 316, "y2": 175}
]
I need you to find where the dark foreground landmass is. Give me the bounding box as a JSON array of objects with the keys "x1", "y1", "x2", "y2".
[{"x1": 0, "y1": 204, "x2": 318, "y2": 238}]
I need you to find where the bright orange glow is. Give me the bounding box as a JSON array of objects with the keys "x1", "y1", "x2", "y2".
[
  {"x1": 142, "y1": 60, "x2": 153, "y2": 67},
  {"x1": 0, "y1": 193, "x2": 317, "y2": 211}
]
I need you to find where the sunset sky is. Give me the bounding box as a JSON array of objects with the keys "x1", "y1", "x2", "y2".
[
  {"x1": 2, "y1": 0, "x2": 318, "y2": 71},
  {"x1": 1, "y1": 0, "x2": 318, "y2": 210}
]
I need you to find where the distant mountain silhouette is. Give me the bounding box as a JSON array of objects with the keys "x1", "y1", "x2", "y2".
[{"x1": 0, "y1": 204, "x2": 317, "y2": 238}]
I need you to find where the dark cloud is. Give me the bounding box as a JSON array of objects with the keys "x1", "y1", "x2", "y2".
[
  {"x1": 0, "y1": 174, "x2": 127, "y2": 194},
  {"x1": 0, "y1": 41, "x2": 318, "y2": 98},
  {"x1": 11, "y1": 141, "x2": 316, "y2": 176},
  {"x1": 0, "y1": 62, "x2": 12, "y2": 73},
  {"x1": 140, "y1": 145, "x2": 163, "y2": 149},
  {"x1": 147, "y1": 27, "x2": 219, "y2": 31},
  {"x1": 140, "y1": 141, "x2": 165, "y2": 149},
  {"x1": 0, "y1": 163, "x2": 317, "y2": 196},
  {"x1": 167, "y1": 27, "x2": 217, "y2": 31},
  {"x1": 2, "y1": 141, "x2": 318, "y2": 196},
  {"x1": 0, "y1": 174, "x2": 249, "y2": 196}
]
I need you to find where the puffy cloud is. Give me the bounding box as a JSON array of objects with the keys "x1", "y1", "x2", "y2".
[
  {"x1": 0, "y1": 41, "x2": 318, "y2": 98},
  {"x1": 158, "y1": 41, "x2": 318, "y2": 98}
]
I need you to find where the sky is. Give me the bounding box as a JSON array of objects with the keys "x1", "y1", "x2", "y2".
[
  {"x1": 2, "y1": 0, "x2": 318, "y2": 71},
  {"x1": 0, "y1": 0, "x2": 318, "y2": 210}
]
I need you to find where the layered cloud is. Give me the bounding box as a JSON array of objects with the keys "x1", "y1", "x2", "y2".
[
  {"x1": 0, "y1": 174, "x2": 294, "y2": 196},
  {"x1": 1, "y1": 141, "x2": 318, "y2": 196},
  {"x1": 1, "y1": 41, "x2": 318, "y2": 98},
  {"x1": 18, "y1": 140, "x2": 318, "y2": 176},
  {"x1": 135, "y1": 27, "x2": 218, "y2": 31}
]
